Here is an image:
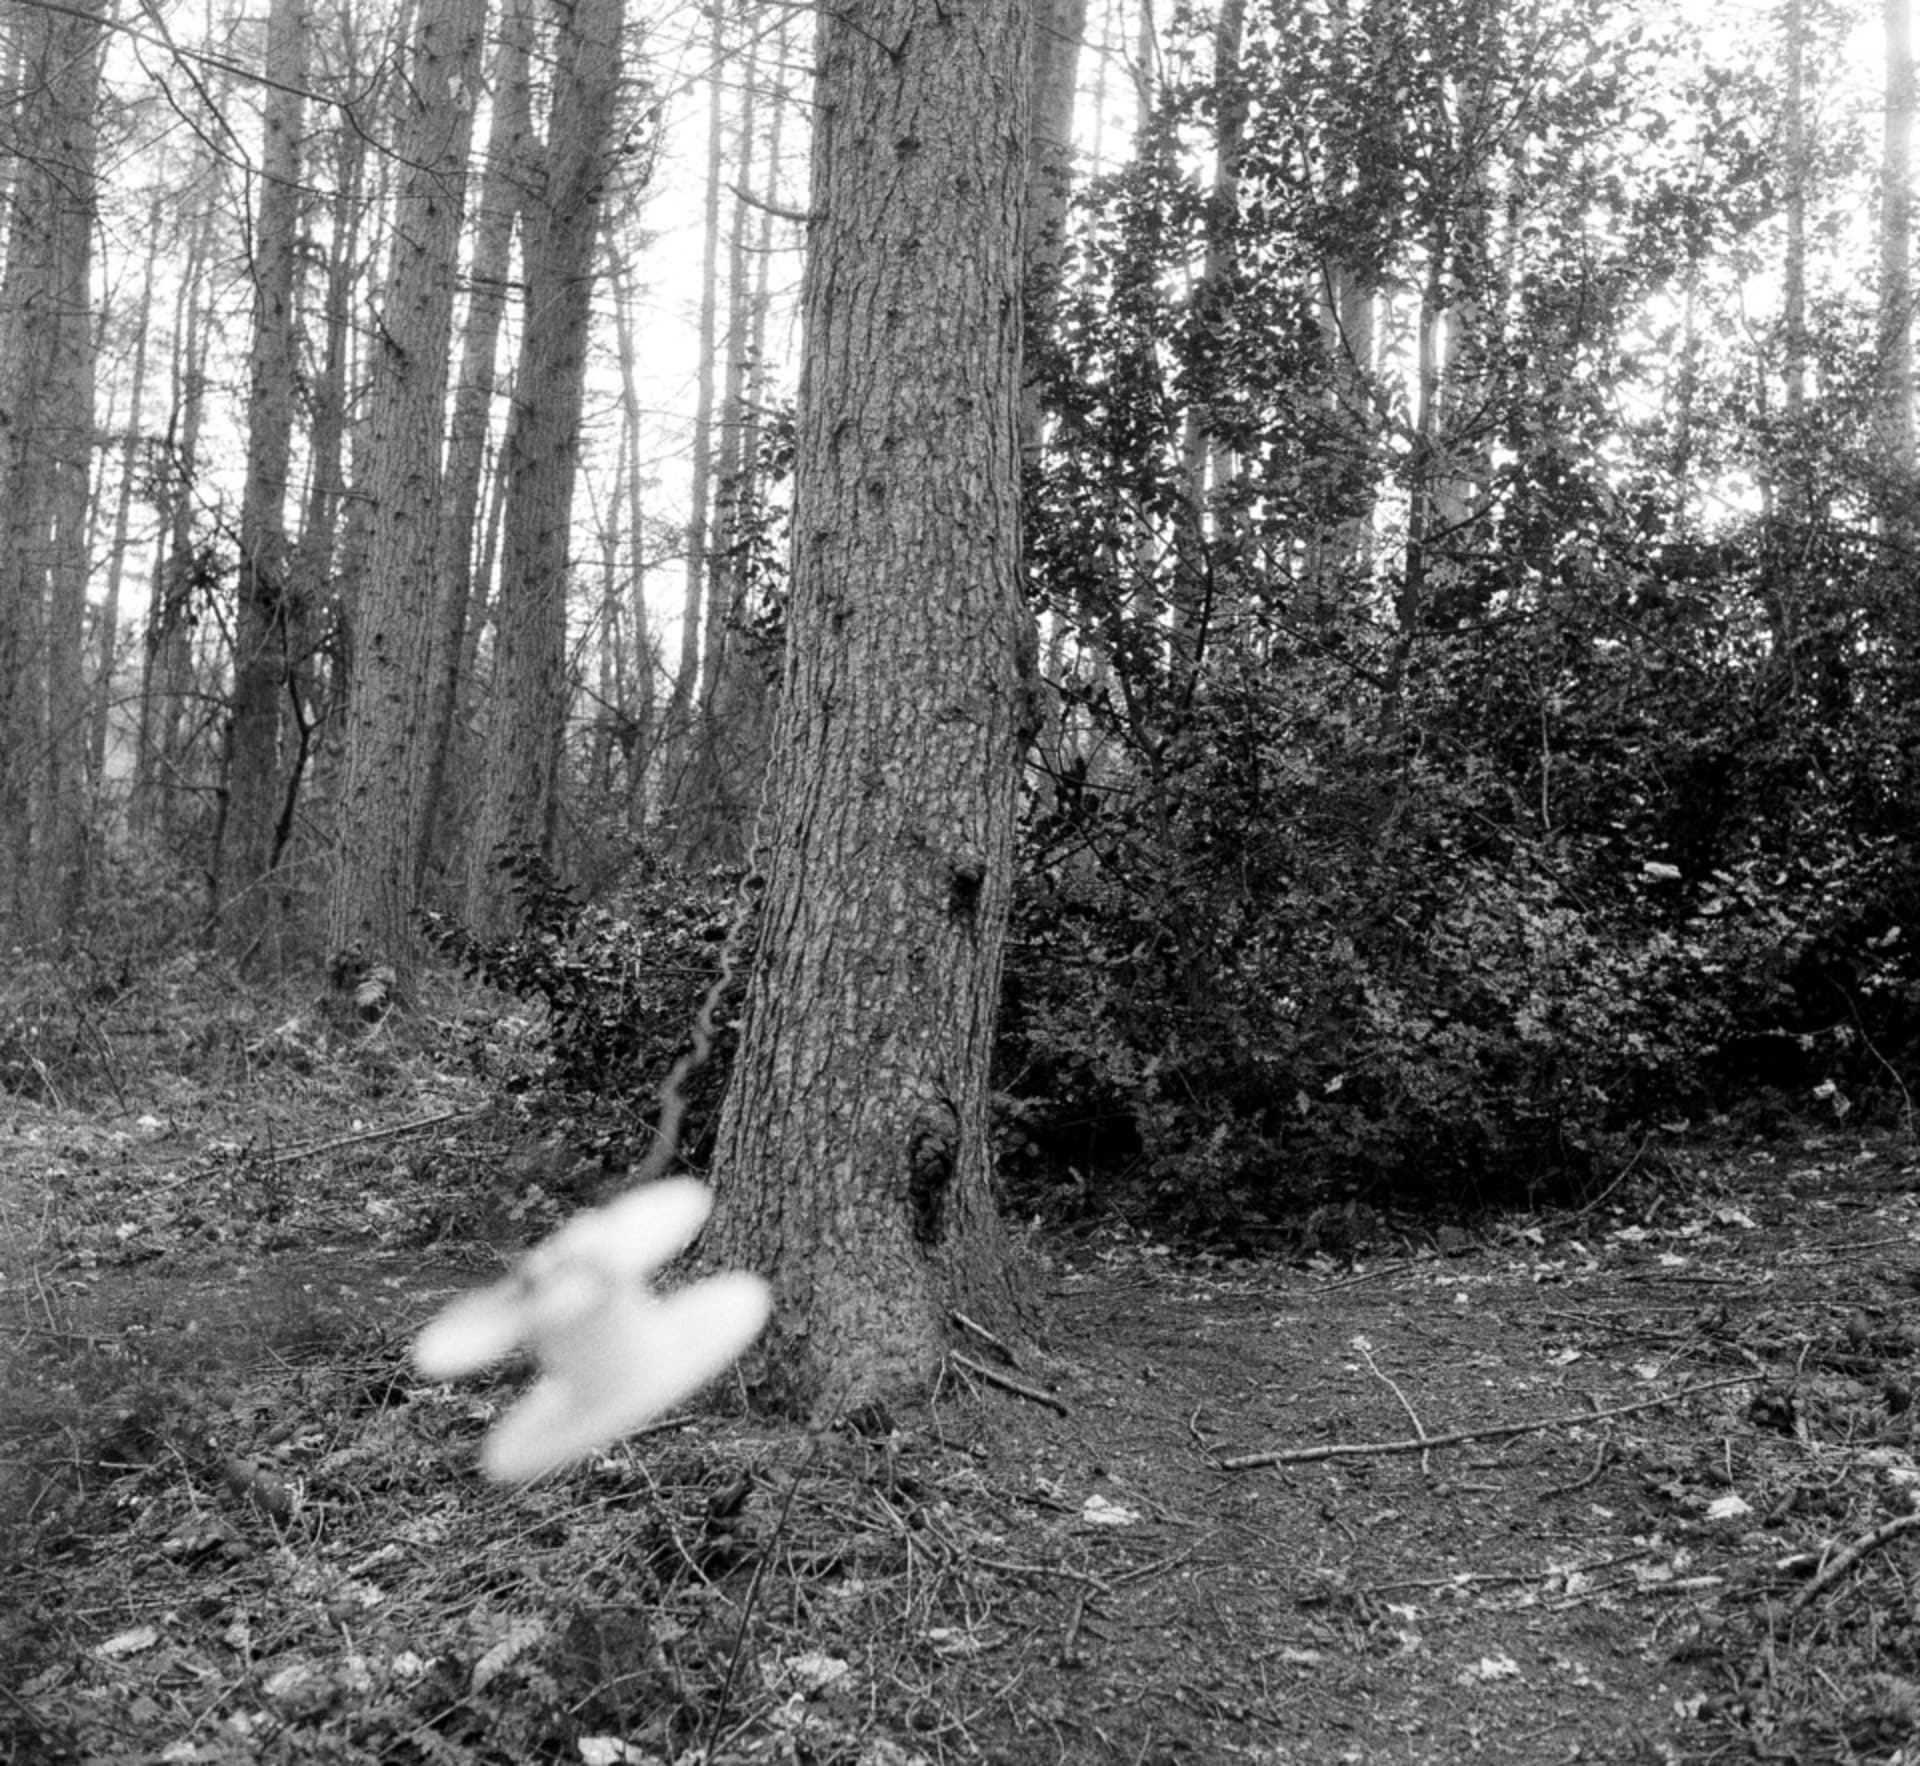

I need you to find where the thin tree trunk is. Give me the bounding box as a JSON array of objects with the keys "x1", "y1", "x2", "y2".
[
  {"x1": 660, "y1": 13, "x2": 729, "y2": 826},
  {"x1": 417, "y1": 0, "x2": 533, "y2": 896},
  {"x1": 1879, "y1": 0, "x2": 1915, "y2": 538},
  {"x1": 91, "y1": 199, "x2": 160, "y2": 799},
  {"x1": 134, "y1": 215, "x2": 213, "y2": 845},
  {"x1": 1170, "y1": 0, "x2": 1244, "y2": 688},
  {"x1": 1019, "y1": 0, "x2": 1088, "y2": 459},
  {"x1": 465, "y1": 0, "x2": 626, "y2": 929},
  {"x1": 224, "y1": 0, "x2": 311, "y2": 965},
  {"x1": 606, "y1": 240, "x2": 656, "y2": 826}
]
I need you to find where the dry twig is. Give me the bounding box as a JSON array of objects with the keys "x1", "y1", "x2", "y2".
[
  {"x1": 951, "y1": 1350, "x2": 1070, "y2": 1416},
  {"x1": 1356, "y1": 1340, "x2": 1431, "y2": 1474},
  {"x1": 258, "y1": 1108, "x2": 483, "y2": 1165},
  {"x1": 952, "y1": 1310, "x2": 1020, "y2": 1367},
  {"x1": 1786, "y1": 1512, "x2": 1920, "y2": 1613},
  {"x1": 1216, "y1": 1372, "x2": 1759, "y2": 1471}
]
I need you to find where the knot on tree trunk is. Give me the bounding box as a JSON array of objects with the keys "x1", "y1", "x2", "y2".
[{"x1": 905, "y1": 1089, "x2": 960, "y2": 1247}]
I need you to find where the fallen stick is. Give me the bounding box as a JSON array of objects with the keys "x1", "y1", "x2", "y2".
[
  {"x1": 256, "y1": 1108, "x2": 484, "y2": 1165},
  {"x1": 951, "y1": 1350, "x2": 1071, "y2": 1416},
  {"x1": 1787, "y1": 1512, "x2": 1920, "y2": 1612},
  {"x1": 1216, "y1": 1371, "x2": 1760, "y2": 1471}
]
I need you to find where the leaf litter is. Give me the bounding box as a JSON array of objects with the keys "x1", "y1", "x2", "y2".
[{"x1": 5, "y1": 1057, "x2": 1920, "y2": 1763}]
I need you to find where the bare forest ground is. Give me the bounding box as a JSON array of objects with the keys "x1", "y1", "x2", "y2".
[{"x1": 5, "y1": 970, "x2": 1920, "y2": 1765}]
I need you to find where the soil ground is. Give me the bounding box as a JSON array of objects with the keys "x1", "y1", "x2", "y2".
[{"x1": 5, "y1": 1012, "x2": 1920, "y2": 1765}]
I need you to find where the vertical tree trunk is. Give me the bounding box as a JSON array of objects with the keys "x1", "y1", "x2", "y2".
[
  {"x1": 134, "y1": 222, "x2": 213, "y2": 845},
  {"x1": 680, "y1": 20, "x2": 794, "y2": 862},
  {"x1": 91, "y1": 198, "x2": 160, "y2": 798},
  {"x1": 1782, "y1": 0, "x2": 1809, "y2": 461},
  {"x1": 660, "y1": 15, "x2": 729, "y2": 826},
  {"x1": 0, "y1": 0, "x2": 102, "y2": 938},
  {"x1": 330, "y1": 0, "x2": 487, "y2": 983},
  {"x1": 1879, "y1": 0, "x2": 1915, "y2": 533},
  {"x1": 287, "y1": 117, "x2": 366, "y2": 793},
  {"x1": 416, "y1": 0, "x2": 533, "y2": 895},
  {"x1": 465, "y1": 0, "x2": 625, "y2": 929},
  {"x1": 1170, "y1": 0, "x2": 1245, "y2": 686},
  {"x1": 606, "y1": 241, "x2": 658, "y2": 827},
  {"x1": 1019, "y1": 0, "x2": 1088, "y2": 457},
  {"x1": 707, "y1": 0, "x2": 1036, "y2": 1417},
  {"x1": 40, "y1": 203, "x2": 96, "y2": 934},
  {"x1": 224, "y1": 0, "x2": 311, "y2": 964}
]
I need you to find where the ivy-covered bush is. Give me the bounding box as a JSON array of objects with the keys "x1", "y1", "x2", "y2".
[{"x1": 422, "y1": 849, "x2": 743, "y2": 1153}]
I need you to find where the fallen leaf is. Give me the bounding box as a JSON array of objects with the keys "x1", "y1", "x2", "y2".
[{"x1": 94, "y1": 1625, "x2": 159, "y2": 1660}]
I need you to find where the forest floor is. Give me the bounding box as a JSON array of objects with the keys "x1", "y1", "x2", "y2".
[{"x1": 4, "y1": 978, "x2": 1920, "y2": 1764}]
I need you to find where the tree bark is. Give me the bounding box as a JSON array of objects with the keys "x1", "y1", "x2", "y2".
[
  {"x1": 134, "y1": 213, "x2": 214, "y2": 846},
  {"x1": 1018, "y1": 0, "x2": 1088, "y2": 459},
  {"x1": 0, "y1": 0, "x2": 102, "y2": 938},
  {"x1": 1880, "y1": 0, "x2": 1915, "y2": 532},
  {"x1": 416, "y1": 0, "x2": 533, "y2": 895},
  {"x1": 92, "y1": 198, "x2": 161, "y2": 800},
  {"x1": 223, "y1": 0, "x2": 311, "y2": 965},
  {"x1": 660, "y1": 14, "x2": 729, "y2": 828},
  {"x1": 707, "y1": 0, "x2": 1036, "y2": 1418},
  {"x1": 329, "y1": 0, "x2": 486, "y2": 983},
  {"x1": 465, "y1": 0, "x2": 625, "y2": 929}
]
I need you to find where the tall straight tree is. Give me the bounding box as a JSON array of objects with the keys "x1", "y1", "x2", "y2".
[
  {"x1": 706, "y1": 0, "x2": 1037, "y2": 1414},
  {"x1": 224, "y1": 0, "x2": 311, "y2": 963},
  {"x1": 0, "y1": 0, "x2": 103, "y2": 938},
  {"x1": 414, "y1": 0, "x2": 534, "y2": 893},
  {"x1": 329, "y1": 0, "x2": 488, "y2": 982},
  {"x1": 659, "y1": 8, "x2": 729, "y2": 821},
  {"x1": 1879, "y1": 0, "x2": 1915, "y2": 539},
  {"x1": 465, "y1": 0, "x2": 626, "y2": 931}
]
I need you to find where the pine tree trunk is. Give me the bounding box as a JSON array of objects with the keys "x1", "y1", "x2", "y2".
[
  {"x1": 465, "y1": 0, "x2": 624, "y2": 928},
  {"x1": 707, "y1": 0, "x2": 1036, "y2": 1418},
  {"x1": 416, "y1": 0, "x2": 533, "y2": 895},
  {"x1": 660, "y1": 20, "x2": 729, "y2": 828},
  {"x1": 606, "y1": 241, "x2": 658, "y2": 827},
  {"x1": 0, "y1": 0, "x2": 102, "y2": 937},
  {"x1": 224, "y1": 0, "x2": 310, "y2": 965},
  {"x1": 92, "y1": 201, "x2": 160, "y2": 799},
  {"x1": 1880, "y1": 0, "x2": 1915, "y2": 529},
  {"x1": 330, "y1": 0, "x2": 486, "y2": 982},
  {"x1": 134, "y1": 225, "x2": 213, "y2": 846}
]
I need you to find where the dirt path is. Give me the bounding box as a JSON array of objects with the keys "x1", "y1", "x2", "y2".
[{"x1": 6, "y1": 1111, "x2": 1920, "y2": 1764}]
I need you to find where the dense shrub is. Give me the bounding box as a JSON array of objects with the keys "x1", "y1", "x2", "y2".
[
  {"x1": 421, "y1": 849, "x2": 743, "y2": 1154},
  {"x1": 997, "y1": 612, "x2": 1920, "y2": 1234}
]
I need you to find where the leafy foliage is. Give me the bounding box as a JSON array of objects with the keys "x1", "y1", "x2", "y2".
[{"x1": 420, "y1": 848, "x2": 741, "y2": 1152}]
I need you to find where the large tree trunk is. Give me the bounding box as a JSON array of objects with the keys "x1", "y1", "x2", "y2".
[
  {"x1": 329, "y1": 0, "x2": 486, "y2": 983},
  {"x1": 465, "y1": 0, "x2": 625, "y2": 930},
  {"x1": 0, "y1": 0, "x2": 102, "y2": 938},
  {"x1": 707, "y1": 0, "x2": 1036, "y2": 1419},
  {"x1": 223, "y1": 0, "x2": 310, "y2": 965}
]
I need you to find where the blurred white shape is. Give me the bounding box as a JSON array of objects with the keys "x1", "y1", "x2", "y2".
[{"x1": 414, "y1": 1179, "x2": 771, "y2": 1482}]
